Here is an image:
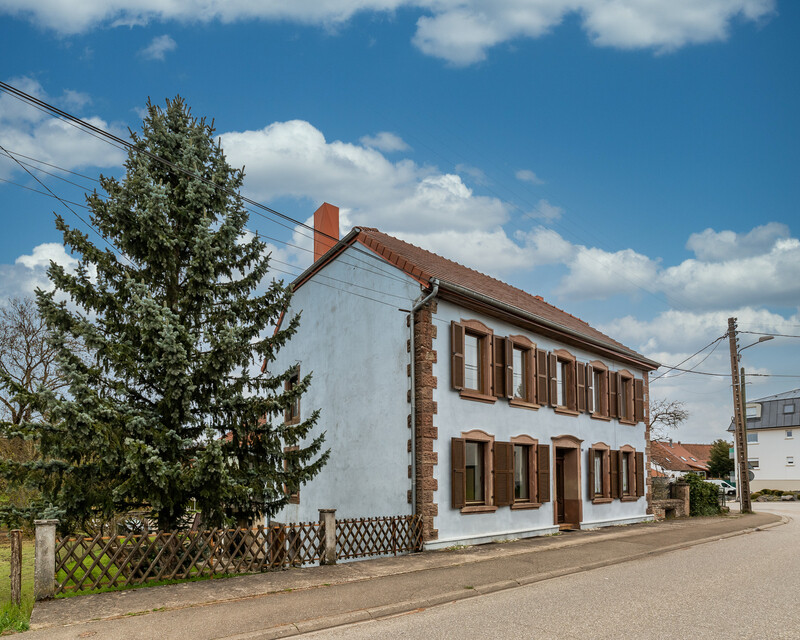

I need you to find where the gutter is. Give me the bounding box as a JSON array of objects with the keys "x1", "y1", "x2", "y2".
[
  {"x1": 435, "y1": 279, "x2": 660, "y2": 370},
  {"x1": 409, "y1": 278, "x2": 439, "y2": 516}
]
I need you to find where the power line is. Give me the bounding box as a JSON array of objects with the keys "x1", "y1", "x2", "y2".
[
  {"x1": 649, "y1": 335, "x2": 726, "y2": 383},
  {"x1": 740, "y1": 331, "x2": 800, "y2": 339}
]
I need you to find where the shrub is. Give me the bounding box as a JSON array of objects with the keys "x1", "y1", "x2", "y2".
[{"x1": 681, "y1": 474, "x2": 722, "y2": 517}]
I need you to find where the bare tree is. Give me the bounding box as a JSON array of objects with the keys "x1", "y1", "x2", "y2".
[
  {"x1": 648, "y1": 398, "x2": 689, "y2": 441},
  {"x1": 0, "y1": 296, "x2": 78, "y2": 425}
]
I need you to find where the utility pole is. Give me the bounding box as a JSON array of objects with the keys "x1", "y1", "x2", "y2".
[{"x1": 727, "y1": 317, "x2": 752, "y2": 513}]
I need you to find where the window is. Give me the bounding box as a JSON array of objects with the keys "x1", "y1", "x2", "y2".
[
  {"x1": 549, "y1": 350, "x2": 576, "y2": 412},
  {"x1": 747, "y1": 432, "x2": 758, "y2": 444},
  {"x1": 451, "y1": 430, "x2": 496, "y2": 513},
  {"x1": 451, "y1": 320, "x2": 494, "y2": 401},
  {"x1": 512, "y1": 347, "x2": 527, "y2": 400},
  {"x1": 514, "y1": 444, "x2": 530, "y2": 501},
  {"x1": 593, "y1": 450, "x2": 604, "y2": 497},
  {"x1": 788, "y1": 457, "x2": 795, "y2": 466},
  {"x1": 506, "y1": 335, "x2": 536, "y2": 407},
  {"x1": 465, "y1": 441, "x2": 485, "y2": 504},
  {"x1": 464, "y1": 334, "x2": 481, "y2": 391},
  {"x1": 784, "y1": 404, "x2": 795, "y2": 414},
  {"x1": 746, "y1": 403, "x2": 760, "y2": 419},
  {"x1": 616, "y1": 371, "x2": 636, "y2": 423},
  {"x1": 588, "y1": 444, "x2": 611, "y2": 502},
  {"x1": 285, "y1": 366, "x2": 300, "y2": 424},
  {"x1": 748, "y1": 459, "x2": 759, "y2": 470},
  {"x1": 787, "y1": 430, "x2": 794, "y2": 439},
  {"x1": 589, "y1": 361, "x2": 609, "y2": 419},
  {"x1": 621, "y1": 451, "x2": 632, "y2": 496}
]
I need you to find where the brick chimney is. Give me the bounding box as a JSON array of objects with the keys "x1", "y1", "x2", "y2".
[{"x1": 313, "y1": 202, "x2": 339, "y2": 262}]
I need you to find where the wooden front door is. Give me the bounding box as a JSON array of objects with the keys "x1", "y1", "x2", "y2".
[{"x1": 555, "y1": 451, "x2": 566, "y2": 524}]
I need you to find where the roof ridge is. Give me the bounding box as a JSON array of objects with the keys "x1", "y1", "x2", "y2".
[{"x1": 362, "y1": 228, "x2": 600, "y2": 333}]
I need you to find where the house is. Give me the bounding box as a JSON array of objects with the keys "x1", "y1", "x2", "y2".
[
  {"x1": 650, "y1": 440, "x2": 711, "y2": 479},
  {"x1": 728, "y1": 389, "x2": 800, "y2": 491},
  {"x1": 268, "y1": 203, "x2": 660, "y2": 549}
]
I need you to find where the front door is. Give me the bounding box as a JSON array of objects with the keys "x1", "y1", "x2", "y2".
[{"x1": 555, "y1": 451, "x2": 566, "y2": 524}]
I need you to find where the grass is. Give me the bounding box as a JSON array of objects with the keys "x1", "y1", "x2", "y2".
[{"x1": 0, "y1": 535, "x2": 35, "y2": 634}]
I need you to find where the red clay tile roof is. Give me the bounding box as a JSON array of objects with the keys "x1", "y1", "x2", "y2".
[
  {"x1": 354, "y1": 227, "x2": 652, "y2": 363},
  {"x1": 651, "y1": 441, "x2": 710, "y2": 473}
]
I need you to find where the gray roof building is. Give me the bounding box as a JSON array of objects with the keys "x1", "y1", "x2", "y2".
[{"x1": 727, "y1": 388, "x2": 800, "y2": 432}]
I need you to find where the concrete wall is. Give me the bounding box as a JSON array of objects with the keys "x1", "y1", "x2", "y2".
[
  {"x1": 429, "y1": 300, "x2": 651, "y2": 548},
  {"x1": 745, "y1": 426, "x2": 800, "y2": 491},
  {"x1": 271, "y1": 246, "x2": 421, "y2": 524}
]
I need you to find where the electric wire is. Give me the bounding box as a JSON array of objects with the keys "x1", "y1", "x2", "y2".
[{"x1": 649, "y1": 335, "x2": 726, "y2": 383}]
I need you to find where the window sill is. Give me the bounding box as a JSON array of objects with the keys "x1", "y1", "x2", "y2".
[
  {"x1": 510, "y1": 502, "x2": 542, "y2": 510},
  {"x1": 620, "y1": 496, "x2": 639, "y2": 502},
  {"x1": 459, "y1": 389, "x2": 497, "y2": 404},
  {"x1": 554, "y1": 406, "x2": 579, "y2": 417},
  {"x1": 285, "y1": 417, "x2": 301, "y2": 426},
  {"x1": 592, "y1": 497, "x2": 613, "y2": 504},
  {"x1": 619, "y1": 418, "x2": 636, "y2": 426},
  {"x1": 509, "y1": 398, "x2": 539, "y2": 410},
  {"x1": 460, "y1": 505, "x2": 498, "y2": 514},
  {"x1": 590, "y1": 413, "x2": 611, "y2": 421}
]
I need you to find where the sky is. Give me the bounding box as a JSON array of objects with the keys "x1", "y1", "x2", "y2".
[{"x1": 1, "y1": 0, "x2": 798, "y2": 444}]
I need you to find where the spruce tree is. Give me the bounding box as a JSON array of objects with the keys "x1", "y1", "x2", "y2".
[{"x1": 0, "y1": 98, "x2": 328, "y2": 532}]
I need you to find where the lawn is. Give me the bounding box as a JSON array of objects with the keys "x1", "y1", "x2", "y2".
[{"x1": 0, "y1": 534, "x2": 34, "y2": 634}]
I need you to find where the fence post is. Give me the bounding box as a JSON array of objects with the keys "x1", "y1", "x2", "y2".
[
  {"x1": 34, "y1": 519, "x2": 58, "y2": 601},
  {"x1": 9, "y1": 530, "x2": 22, "y2": 606},
  {"x1": 319, "y1": 509, "x2": 336, "y2": 565}
]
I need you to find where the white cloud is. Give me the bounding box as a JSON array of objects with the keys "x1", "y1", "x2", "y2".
[
  {"x1": 0, "y1": 76, "x2": 126, "y2": 179},
  {"x1": 220, "y1": 119, "x2": 509, "y2": 234},
  {"x1": 0, "y1": 1, "x2": 775, "y2": 64},
  {"x1": 516, "y1": 169, "x2": 544, "y2": 185},
  {"x1": 529, "y1": 198, "x2": 562, "y2": 221},
  {"x1": 686, "y1": 222, "x2": 791, "y2": 262},
  {"x1": 359, "y1": 131, "x2": 410, "y2": 152},
  {"x1": 0, "y1": 242, "x2": 78, "y2": 298},
  {"x1": 659, "y1": 237, "x2": 800, "y2": 309},
  {"x1": 560, "y1": 246, "x2": 660, "y2": 300},
  {"x1": 140, "y1": 34, "x2": 177, "y2": 60}
]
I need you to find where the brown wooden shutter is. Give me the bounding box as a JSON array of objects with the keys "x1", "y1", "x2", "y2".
[
  {"x1": 493, "y1": 441, "x2": 514, "y2": 507},
  {"x1": 608, "y1": 371, "x2": 619, "y2": 419},
  {"x1": 451, "y1": 322, "x2": 465, "y2": 391},
  {"x1": 616, "y1": 373, "x2": 624, "y2": 418},
  {"x1": 451, "y1": 438, "x2": 466, "y2": 509},
  {"x1": 587, "y1": 447, "x2": 595, "y2": 498},
  {"x1": 525, "y1": 349, "x2": 535, "y2": 403},
  {"x1": 610, "y1": 450, "x2": 620, "y2": 499},
  {"x1": 505, "y1": 339, "x2": 514, "y2": 399},
  {"x1": 527, "y1": 445, "x2": 536, "y2": 501},
  {"x1": 548, "y1": 353, "x2": 558, "y2": 407},
  {"x1": 566, "y1": 362, "x2": 576, "y2": 410},
  {"x1": 537, "y1": 444, "x2": 550, "y2": 503},
  {"x1": 635, "y1": 451, "x2": 645, "y2": 497},
  {"x1": 634, "y1": 379, "x2": 645, "y2": 423},
  {"x1": 536, "y1": 349, "x2": 548, "y2": 405},
  {"x1": 576, "y1": 362, "x2": 586, "y2": 413},
  {"x1": 586, "y1": 365, "x2": 594, "y2": 414},
  {"x1": 492, "y1": 336, "x2": 506, "y2": 398}
]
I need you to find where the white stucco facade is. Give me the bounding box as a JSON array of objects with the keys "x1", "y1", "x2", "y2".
[
  {"x1": 427, "y1": 300, "x2": 651, "y2": 549},
  {"x1": 270, "y1": 236, "x2": 654, "y2": 548},
  {"x1": 738, "y1": 427, "x2": 800, "y2": 491},
  {"x1": 271, "y1": 246, "x2": 421, "y2": 524}
]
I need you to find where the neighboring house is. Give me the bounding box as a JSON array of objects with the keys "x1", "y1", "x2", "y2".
[
  {"x1": 728, "y1": 389, "x2": 800, "y2": 491},
  {"x1": 269, "y1": 204, "x2": 660, "y2": 549},
  {"x1": 650, "y1": 440, "x2": 711, "y2": 479}
]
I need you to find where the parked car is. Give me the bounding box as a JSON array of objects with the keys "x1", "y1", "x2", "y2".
[{"x1": 707, "y1": 479, "x2": 736, "y2": 496}]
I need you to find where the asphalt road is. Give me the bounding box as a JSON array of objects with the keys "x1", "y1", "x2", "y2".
[{"x1": 300, "y1": 503, "x2": 800, "y2": 640}]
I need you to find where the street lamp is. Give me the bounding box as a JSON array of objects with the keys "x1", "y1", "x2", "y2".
[{"x1": 727, "y1": 320, "x2": 774, "y2": 513}]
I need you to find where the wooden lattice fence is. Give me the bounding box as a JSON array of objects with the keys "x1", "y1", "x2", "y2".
[{"x1": 52, "y1": 514, "x2": 422, "y2": 595}]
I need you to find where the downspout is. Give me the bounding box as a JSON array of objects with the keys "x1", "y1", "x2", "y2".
[{"x1": 410, "y1": 278, "x2": 439, "y2": 516}]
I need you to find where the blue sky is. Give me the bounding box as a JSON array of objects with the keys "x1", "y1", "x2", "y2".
[{"x1": 1, "y1": 0, "x2": 798, "y2": 442}]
